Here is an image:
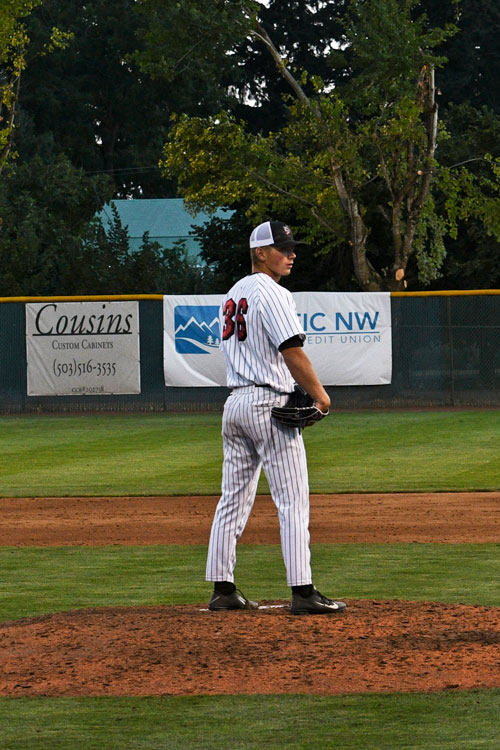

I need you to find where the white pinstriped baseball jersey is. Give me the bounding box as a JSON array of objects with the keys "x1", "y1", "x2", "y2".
[
  {"x1": 207, "y1": 270, "x2": 313, "y2": 588},
  {"x1": 220, "y1": 273, "x2": 305, "y2": 391}
]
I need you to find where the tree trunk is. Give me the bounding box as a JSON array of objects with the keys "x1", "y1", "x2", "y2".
[{"x1": 350, "y1": 202, "x2": 382, "y2": 291}]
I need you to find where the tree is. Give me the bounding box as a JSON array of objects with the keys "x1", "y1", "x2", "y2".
[
  {"x1": 82, "y1": 209, "x2": 212, "y2": 294},
  {"x1": 0, "y1": 1, "x2": 41, "y2": 174},
  {"x1": 1, "y1": 0, "x2": 231, "y2": 296},
  {"x1": 131, "y1": 0, "x2": 500, "y2": 291},
  {"x1": 421, "y1": 0, "x2": 500, "y2": 114},
  {"x1": 0, "y1": 161, "x2": 211, "y2": 295},
  {"x1": 137, "y1": 0, "x2": 356, "y2": 287},
  {"x1": 156, "y1": 0, "x2": 453, "y2": 289},
  {"x1": 227, "y1": 0, "x2": 349, "y2": 135},
  {"x1": 423, "y1": 100, "x2": 500, "y2": 289},
  {"x1": 17, "y1": 0, "x2": 166, "y2": 196},
  {"x1": 416, "y1": 0, "x2": 500, "y2": 289},
  {"x1": 0, "y1": 154, "x2": 114, "y2": 295},
  {"x1": 0, "y1": 1, "x2": 72, "y2": 177},
  {"x1": 17, "y1": 0, "x2": 238, "y2": 197}
]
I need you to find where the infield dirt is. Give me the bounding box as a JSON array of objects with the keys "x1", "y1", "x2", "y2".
[
  {"x1": 1, "y1": 492, "x2": 499, "y2": 697},
  {"x1": 2, "y1": 492, "x2": 500, "y2": 546}
]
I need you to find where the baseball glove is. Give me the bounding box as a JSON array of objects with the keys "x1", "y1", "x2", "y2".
[{"x1": 271, "y1": 385, "x2": 329, "y2": 429}]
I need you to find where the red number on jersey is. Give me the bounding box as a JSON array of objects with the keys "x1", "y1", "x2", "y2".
[
  {"x1": 222, "y1": 299, "x2": 236, "y2": 340},
  {"x1": 222, "y1": 298, "x2": 248, "y2": 341},
  {"x1": 236, "y1": 298, "x2": 248, "y2": 341}
]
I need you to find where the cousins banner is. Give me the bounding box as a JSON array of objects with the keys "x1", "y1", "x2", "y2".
[
  {"x1": 163, "y1": 292, "x2": 392, "y2": 387},
  {"x1": 26, "y1": 301, "x2": 141, "y2": 396}
]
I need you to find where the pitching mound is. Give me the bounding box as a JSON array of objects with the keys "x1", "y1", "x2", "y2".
[{"x1": 2, "y1": 599, "x2": 500, "y2": 697}]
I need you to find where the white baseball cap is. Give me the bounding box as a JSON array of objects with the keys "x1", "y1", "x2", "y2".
[{"x1": 249, "y1": 221, "x2": 303, "y2": 250}]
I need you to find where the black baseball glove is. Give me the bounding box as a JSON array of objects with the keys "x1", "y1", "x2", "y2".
[{"x1": 271, "y1": 385, "x2": 329, "y2": 429}]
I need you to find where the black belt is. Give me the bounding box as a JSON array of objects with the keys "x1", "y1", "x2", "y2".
[
  {"x1": 230, "y1": 383, "x2": 272, "y2": 389},
  {"x1": 230, "y1": 384, "x2": 287, "y2": 393}
]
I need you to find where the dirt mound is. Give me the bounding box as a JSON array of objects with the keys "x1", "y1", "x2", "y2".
[{"x1": 2, "y1": 599, "x2": 500, "y2": 697}]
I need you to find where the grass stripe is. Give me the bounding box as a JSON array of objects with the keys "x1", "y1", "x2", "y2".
[
  {"x1": 0, "y1": 411, "x2": 498, "y2": 496},
  {"x1": 2, "y1": 543, "x2": 499, "y2": 622},
  {"x1": 1, "y1": 691, "x2": 500, "y2": 749}
]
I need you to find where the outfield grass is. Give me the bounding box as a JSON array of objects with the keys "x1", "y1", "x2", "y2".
[
  {"x1": 0, "y1": 410, "x2": 498, "y2": 496},
  {"x1": 2, "y1": 691, "x2": 500, "y2": 750}
]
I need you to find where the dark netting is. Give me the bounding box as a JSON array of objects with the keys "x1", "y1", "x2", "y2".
[
  {"x1": 0, "y1": 295, "x2": 498, "y2": 412},
  {"x1": 388, "y1": 295, "x2": 500, "y2": 407}
]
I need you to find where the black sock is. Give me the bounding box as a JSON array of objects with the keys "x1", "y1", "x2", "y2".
[
  {"x1": 214, "y1": 581, "x2": 236, "y2": 595},
  {"x1": 292, "y1": 584, "x2": 314, "y2": 597}
]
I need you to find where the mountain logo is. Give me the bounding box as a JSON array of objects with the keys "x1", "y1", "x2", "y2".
[{"x1": 174, "y1": 305, "x2": 221, "y2": 354}]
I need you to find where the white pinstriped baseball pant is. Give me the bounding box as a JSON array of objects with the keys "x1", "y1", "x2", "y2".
[{"x1": 206, "y1": 385, "x2": 312, "y2": 587}]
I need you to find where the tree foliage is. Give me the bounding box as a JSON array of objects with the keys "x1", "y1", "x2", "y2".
[
  {"x1": 0, "y1": 157, "x2": 208, "y2": 295},
  {"x1": 0, "y1": 0, "x2": 225, "y2": 296},
  {"x1": 0, "y1": 0, "x2": 72, "y2": 176},
  {"x1": 426, "y1": 101, "x2": 500, "y2": 288},
  {"x1": 224, "y1": 0, "x2": 349, "y2": 134},
  {"x1": 0, "y1": 154, "x2": 113, "y2": 294},
  {"x1": 17, "y1": 0, "x2": 177, "y2": 197},
  {"x1": 0, "y1": 1, "x2": 41, "y2": 173},
  {"x1": 1, "y1": 0, "x2": 499, "y2": 294},
  {"x1": 134, "y1": 0, "x2": 254, "y2": 83},
  {"x1": 153, "y1": 0, "x2": 500, "y2": 291},
  {"x1": 422, "y1": 0, "x2": 500, "y2": 114},
  {"x1": 157, "y1": 1, "x2": 445, "y2": 289}
]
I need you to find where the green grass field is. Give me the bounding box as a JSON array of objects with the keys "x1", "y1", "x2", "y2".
[
  {"x1": 1, "y1": 410, "x2": 499, "y2": 749},
  {"x1": 2, "y1": 543, "x2": 500, "y2": 622},
  {"x1": 2, "y1": 691, "x2": 500, "y2": 749},
  {"x1": 0, "y1": 409, "x2": 498, "y2": 495}
]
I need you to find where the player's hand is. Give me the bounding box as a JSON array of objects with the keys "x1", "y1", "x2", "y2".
[{"x1": 314, "y1": 398, "x2": 330, "y2": 414}]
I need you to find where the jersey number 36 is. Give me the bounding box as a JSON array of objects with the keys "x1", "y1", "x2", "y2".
[{"x1": 222, "y1": 298, "x2": 248, "y2": 341}]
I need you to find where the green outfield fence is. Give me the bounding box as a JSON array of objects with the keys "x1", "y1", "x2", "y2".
[{"x1": 0, "y1": 291, "x2": 499, "y2": 412}]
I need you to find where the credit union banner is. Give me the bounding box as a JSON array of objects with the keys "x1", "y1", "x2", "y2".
[
  {"x1": 163, "y1": 292, "x2": 391, "y2": 387},
  {"x1": 26, "y1": 301, "x2": 141, "y2": 396}
]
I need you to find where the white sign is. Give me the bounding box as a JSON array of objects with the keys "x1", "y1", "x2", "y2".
[
  {"x1": 294, "y1": 292, "x2": 392, "y2": 385},
  {"x1": 163, "y1": 292, "x2": 391, "y2": 387},
  {"x1": 26, "y1": 301, "x2": 141, "y2": 396},
  {"x1": 163, "y1": 295, "x2": 227, "y2": 387}
]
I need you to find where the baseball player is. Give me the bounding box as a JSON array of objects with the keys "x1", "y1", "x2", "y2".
[{"x1": 206, "y1": 220, "x2": 346, "y2": 615}]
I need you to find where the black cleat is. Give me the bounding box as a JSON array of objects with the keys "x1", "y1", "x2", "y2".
[
  {"x1": 208, "y1": 589, "x2": 258, "y2": 611},
  {"x1": 291, "y1": 587, "x2": 347, "y2": 615}
]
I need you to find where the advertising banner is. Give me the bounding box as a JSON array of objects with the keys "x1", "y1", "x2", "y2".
[
  {"x1": 26, "y1": 301, "x2": 141, "y2": 396},
  {"x1": 163, "y1": 295, "x2": 227, "y2": 387},
  {"x1": 294, "y1": 292, "x2": 392, "y2": 385},
  {"x1": 163, "y1": 292, "x2": 391, "y2": 387}
]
